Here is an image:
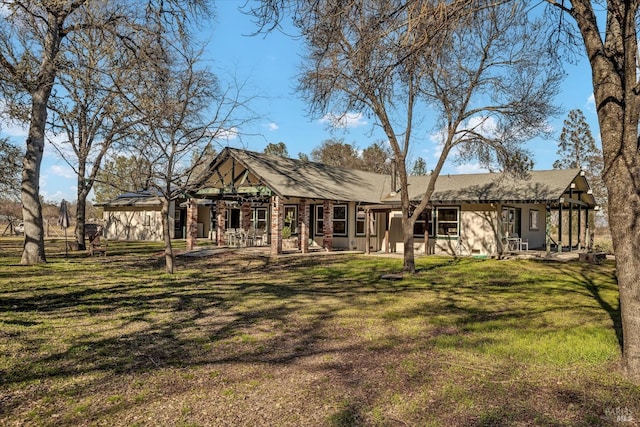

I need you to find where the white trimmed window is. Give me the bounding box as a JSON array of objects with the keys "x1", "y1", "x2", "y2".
[
  {"x1": 436, "y1": 207, "x2": 459, "y2": 237},
  {"x1": 253, "y1": 208, "x2": 267, "y2": 230},
  {"x1": 284, "y1": 205, "x2": 297, "y2": 234},
  {"x1": 413, "y1": 209, "x2": 433, "y2": 237},
  {"x1": 333, "y1": 204, "x2": 348, "y2": 236},
  {"x1": 315, "y1": 204, "x2": 348, "y2": 236},
  {"x1": 356, "y1": 207, "x2": 376, "y2": 236}
]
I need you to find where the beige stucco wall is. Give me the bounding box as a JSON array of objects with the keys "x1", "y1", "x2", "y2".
[
  {"x1": 103, "y1": 202, "x2": 176, "y2": 241},
  {"x1": 383, "y1": 202, "x2": 548, "y2": 256}
]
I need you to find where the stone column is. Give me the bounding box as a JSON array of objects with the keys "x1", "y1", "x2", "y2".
[
  {"x1": 323, "y1": 200, "x2": 333, "y2": 251},
  {"x1": 271, "y1": 195, "x2": 283, "y2": 257},
  {"x1": 241, "y1": 202, "x2": 252, "y2": 232},
  {"x1": 216, "y1": 200, "x2": 226, "y2": 247},
  {"x1": 299, "y1": 198, "x2": 309, "y2": 253},
  {"x1": 186, "y1": 199, "x2": 198, "y2": 251}
]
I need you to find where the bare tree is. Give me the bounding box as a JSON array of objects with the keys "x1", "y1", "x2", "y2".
[
  {"x1": 47, "y1": 8, "x2": 140, "y2": 250},
  {"x1": 130, "y1": 43, "x2": 258, "y2": 274},
  {"x1": 250, "y1": 0, "x2": 561, "y2": 272},
  {"x1": 0, "y1": 0, "x2": 210, "y2": 265},
  {"x1": 544, "y1": 0, "x2": 640, "y2": 383},
  {"x1": 93, "y1": 155, "x2": 153, "y2": 203},
  {"x1": 0, "y1": 136, "x2": 22, "y2": 200}
]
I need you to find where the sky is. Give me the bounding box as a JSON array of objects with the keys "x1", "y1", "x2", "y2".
[{"x1": 0, "y1": 1, "x2": 601, "y2": 203}]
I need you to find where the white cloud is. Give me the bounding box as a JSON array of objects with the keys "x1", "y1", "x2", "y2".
[
  {"x1": 320, "y1": 112, "x2": 367, "y2": 129},
  {"x1": 0, "y1": 119, "x2": 28, "y2": 138},
  {"x1": 267, "y1": 122, "x2": 279, "y2": 131},
  {"x1": 464, "y1": 115, "x2": 498, "y2": 137},
  {"x1": 586, "y1": 93, "x2": 596, "y2": 112},
  {"x1": 454, "y1": 162, "x2": 488, "y2": 174},
  {"x1": 49, "y1": 164, "x2": 76, "y2": 179},
  {"x1": 213, "y1": 127, "x2": 239, "y2": 141}
]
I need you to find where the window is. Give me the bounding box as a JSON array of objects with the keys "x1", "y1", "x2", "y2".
[
  {"x1": 529, "y1": 210, "x2": 539, "y2": 231},
  {"x1": 436, "y1": 207, "x2": 459, "y2": 237},
  {"x1": 356, "y1": 207, "x2": 376, "y2": 236},
  {"x1": 315, "y1": 204, "x2": 348, "y2": 236},
  {"x1": 253, "y1": 208, "x2": 267, "y2": 230},
  {"x1": 226, "y1": 209, "x2": 241, "y2": 229},
  {"x1": 501, "y1": 207, "x2": 521, "y2": 237},
  {"x1": 413, "y1": 209, "x2": 433, "y2": 237},
  {"x1": 315, "y1": 205, "x2": 324, "y2": 236},
  {"x1": 284, "y1": 205, "x2": 297, "y2": 234},
  {"x1": 143, "y1": 213, "x2": 151, "y2": 227},
  {"x1": 333, "y1": 204, "x2": 347, "y2": 236}
]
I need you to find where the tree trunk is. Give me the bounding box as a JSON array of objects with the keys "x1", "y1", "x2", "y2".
[
  {"x1": 75, "y1": 160, "x2": 88, "y2": 250},
  {"x1": 569, "y1": 0, "x2": 640, "y2": 383},
  {"x1": 75, "y1": 190, "x2": 88, "y2": 251},
  {"x1": 20, "y1": 91, "x2": 49, "y2": 265},
  {"x1": 402, "y1": 216, "x2": 415, "y2": 272},
  {"x1": 161, "y1": 198, "x2": 175, "y2": 274}
]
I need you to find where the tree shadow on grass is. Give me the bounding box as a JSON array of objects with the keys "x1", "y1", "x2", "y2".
[
  {"x1": 547, "y1": 260, "x2": 622, "y2": 349},
  {"x1": 0, "y1": 249, "x2": 629, "y2": 425}
]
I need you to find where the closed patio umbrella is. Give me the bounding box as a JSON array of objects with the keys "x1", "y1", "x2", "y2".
[{"x1": 58, "y1": 199, "x2": 70, "y2": 257}]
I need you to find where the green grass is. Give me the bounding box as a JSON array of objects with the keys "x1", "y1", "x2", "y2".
[{"x1": 0, "y1": 237, "x2": 638, "y2": 426}]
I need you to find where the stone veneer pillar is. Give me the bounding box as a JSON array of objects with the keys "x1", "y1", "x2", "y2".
[
  {"x1": 323, "y1": 200, "x2": 333, "y2": 251},
  {"x1": 271, "y1": 195, "x2": 283, "y2": 257},
  {"x1": 299, "y1": 198, "x2": 309, "y2": 253},
  {"x1": 241, "y1": 202, "x2": 252, "y2": 232},
  {"x1": 216, "y1": 200, "x2": 226, "y2": 247},
  {"x1": 186, "y1": 199, "x2": 198, "y2": 251}
]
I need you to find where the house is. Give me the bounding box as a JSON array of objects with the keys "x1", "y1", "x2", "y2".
[{"x1": 100, "y1": 148, "x2": 598, "y2": 256}]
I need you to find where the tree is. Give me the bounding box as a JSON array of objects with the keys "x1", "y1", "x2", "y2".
[
  {"x1": 250, "y1": 1, "x2": 561, "y2": 272},
  {"x1": 298, "y1": 152, "x2": 310, "y2": 161},
  {"x1": 47, "y1": 7, "x2": 140, "y2": 250},
  {"x1": 264, "y1": 141, "x2": 289, "y2": 157},
  {"x1": 130, "y1": 40, "x2": 257, "y2": 274},
  {"x1": 553, "y1": 109, "x2": 607, "y2": 217},
  {"x1": 0, "y1": 137, "x2": 22, "y2": 200},
  {"x1": 0, "y1": 0, "x2": 210, "y2": 265},
  {"x1": 310, "y1": 138, "x2": 361, "y2": 169},
  {"x1": 545, "y1": 0, "x2": 640, "y2": 383},
  {"x1": 554, "y1": 109, "x2": 600, "y2": 169},
  {"x1": 410, "y1": 157, "x2": 428, "y2": 176},
  {"x1": 93, "y1": 155, "x2": 153, "y2": 203},
  {"x1": 361, "y1": 141, "x2": 392, "y2": 174},
  {"x1": 1, "y1": 1, "x2": 91, "y2": 264}
]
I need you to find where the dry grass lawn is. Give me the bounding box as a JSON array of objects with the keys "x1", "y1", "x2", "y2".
[{"x1": 0, "y1": 237, "x2": 638, "y2": 426}]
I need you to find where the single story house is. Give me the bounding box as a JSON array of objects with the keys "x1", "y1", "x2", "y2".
[{"x1": 100, "y1": 147, "x2": 598, "y2": 256}]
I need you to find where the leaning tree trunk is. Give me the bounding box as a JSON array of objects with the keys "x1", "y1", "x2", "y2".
[
  {"x1": 573, "y1": 0, "x2": 640, "y2": 383},
  {"x1": 596, "y1": 61, "x2": 640, "y2": 383},
  {"x1": 161, "y1": 198, "x2": 175, "y2": 274},
  {"x1": 21, "y1": 91, "x2": 49, "y2": 265}
]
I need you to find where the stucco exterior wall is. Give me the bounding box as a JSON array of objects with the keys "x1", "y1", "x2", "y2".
[{"x1": 103, "y1": 202, "x2": 176, "y2": 241}]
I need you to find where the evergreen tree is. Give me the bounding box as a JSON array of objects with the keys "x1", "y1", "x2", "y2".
[
  {"x1": 553, "y1": 109, "x2": 607, "y2": 215},
  {"x1": 410, "y1": 157, "x2": 428, "y2": 176}
]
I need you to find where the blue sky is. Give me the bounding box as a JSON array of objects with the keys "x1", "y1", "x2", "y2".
[{"x1": 0, "y1": 1, "x2": 600, "y2": 203}]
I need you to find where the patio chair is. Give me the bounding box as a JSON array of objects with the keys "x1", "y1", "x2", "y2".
[{"x1": 254, "y1": 229, "x2": 264, "y2": 246}]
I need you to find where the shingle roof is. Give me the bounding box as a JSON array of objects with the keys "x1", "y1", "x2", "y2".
[
  {"x1": 102, "y1": 148, "x2": 597, "y2": 208},
  {"x1": 217, "y1": 148, "x2": 388, "y2": 203},
  {"x1": 220, "y1": 149, "x2": 593, "y2": 206},
  {"x1": 384, "y1": 168, "x2": 590, "y2": 204},
  {"x1": 98, "y1": 190, "x2": 163, "y2": 208}
]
